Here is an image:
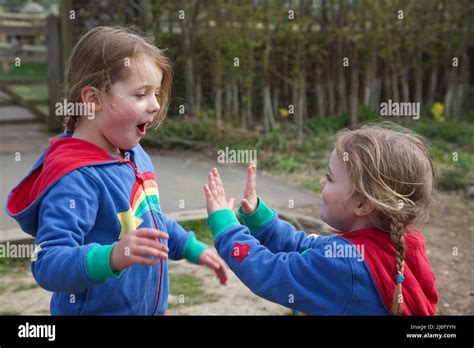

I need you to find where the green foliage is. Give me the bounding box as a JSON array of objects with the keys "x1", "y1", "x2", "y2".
[
  {"x1": 0, "y1": 256, "x2": 30, "y2": 276},
  {"x1": 0, "y1": 62, "x2": 47, "y2": 80},
  {"x1": 414, "y1": 119, "x2": 474, "y2": 149},
  {"x1": 262, "y1": 155, "x2": 305, "y2": 173},
  {"x1": 305, "y1": 115, "x2": 349, "y2": 134},
  {"x1": 179, "y1": 219, "x2": 213, "y2": 245},
  {"x1": 437, "y1": 166, "x2": 472, "y2": 191},
  {"x1": 168, "y1": 273, "x2": 220, "y2": 308}
]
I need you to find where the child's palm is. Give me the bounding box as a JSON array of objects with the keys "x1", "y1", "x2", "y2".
[{"x1": 204, "y1": 168, "x2": 235, "y2": 214}]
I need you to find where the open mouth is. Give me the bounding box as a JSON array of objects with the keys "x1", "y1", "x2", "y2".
[{"x1": 136, "y1": 123, "x2": 148, "y2": 135}]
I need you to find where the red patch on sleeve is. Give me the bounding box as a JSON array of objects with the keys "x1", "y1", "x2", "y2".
[{"x1": 231, "y1": 242, "x2": 250, "y2": 262}]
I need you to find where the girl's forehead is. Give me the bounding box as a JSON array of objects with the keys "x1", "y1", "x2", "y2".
[
  {"x1": 329, "y1": 150, "x2": 348, "y2": 176},
  {"x1": 124, "y1": 56, "x2": 163, "y2": 86}
]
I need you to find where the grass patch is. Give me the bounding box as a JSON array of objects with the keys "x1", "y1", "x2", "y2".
[
  {"x1": 0, "y1": 257, "x2": 31, "y2": 276},
  {"x1": 168, "y1": 273, "x2": 220, "y2": 308},
  {"x1": 0, "y1": 62, "x2": 47, "y2": 80},
  {"x1": 0, "y1": 310, "x2": 21, "y2": 316},
  {"x1": 12, "y1": 283, "x2": 38, "y2": 293},
  {"x1": 9, "y1": 84, "x2": 48, "y2": 102},
  {"x1": 303, "y1": 177, "x2": 322, "y2": 193},
  {"x1": 180, "y1": 219, "x2": 213, "y2": 245}
]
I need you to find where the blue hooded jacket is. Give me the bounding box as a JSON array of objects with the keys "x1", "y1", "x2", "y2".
[{"x1": 6, "y1": 134, "x2": 207, "y2": 315}]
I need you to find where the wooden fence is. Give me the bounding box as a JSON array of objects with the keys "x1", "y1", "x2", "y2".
[{"x1": 0, "y1": 11, "x2": 63, "y2": 129}]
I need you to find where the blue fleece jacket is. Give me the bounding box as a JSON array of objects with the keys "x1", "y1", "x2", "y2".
[
  {"x1": 207, "y1": 198, "x2": 391, "y2": 315},
  {"x1": 6, "y1": 133, "x2": 207, "y2": 315}
]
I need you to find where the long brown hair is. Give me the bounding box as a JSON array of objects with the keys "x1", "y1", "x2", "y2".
[
  {"x1": 335, "y1": 123, "x2": 435, "y2": 315},
  {"x1": 64, "y1": 26, "x2": 172, "y2": 131}
]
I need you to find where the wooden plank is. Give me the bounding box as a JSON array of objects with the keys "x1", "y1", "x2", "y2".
[
  {"x1": 46, "y1": 14, "x2": 62, "y2": 130},
  {"x1": 0, "y1": 99, "x2": 48, "y2": 106},
  {"x1": 0, "y1": 12, "x2": 46, "y2": 21},
  {"x1": 0, "y1": 84, "x2": 48, "y2": 121},
  {"x1": 0, "y1": 79, "x2": 47, "y2": 85},
  {"x1": 0, "y1": 42, "x2": 47, "y2": 53},
  {"x1": 0, "y1": 55, "x2": 47, "y2": 63},
  {"x1": 0, "y1": 24, "x2": 46, "y2": 35}
]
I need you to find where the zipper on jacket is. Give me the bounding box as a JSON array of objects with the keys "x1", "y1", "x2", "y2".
[{"x1": 121, "y1": 157, "x2": 164, "y2": 315}]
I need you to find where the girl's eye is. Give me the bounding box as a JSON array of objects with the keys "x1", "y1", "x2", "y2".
[
  {"x1": 136, "y1": 93, "x2": 146, "y2": 98},
  {"x1": 325, "y1": 173, "x2": 332, "y2": 182}
]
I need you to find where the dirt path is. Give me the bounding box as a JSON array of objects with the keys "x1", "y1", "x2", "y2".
[
  {"x1": 167, "y1": 260, "x2": 291, "y2": 315},
  {"x1": 417, "y1": 193, "x2": 474, "y2": 315}
]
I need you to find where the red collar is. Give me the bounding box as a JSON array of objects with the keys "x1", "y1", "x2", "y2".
[
  {"x1": 8, "y1": 137, "x2": 117, "y2": 214},
  {"x1": 342, "y1": 228, "x2": 438, "y2": 315}
]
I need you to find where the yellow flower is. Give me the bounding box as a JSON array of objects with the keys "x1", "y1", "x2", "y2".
[
  {"x1": 279, "y1": 108, "x2": 289, "y2": 118},
  {"x1": 431, "y1": 102, "x2": 445, "y2": 123}
]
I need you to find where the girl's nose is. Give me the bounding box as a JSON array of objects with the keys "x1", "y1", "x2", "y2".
[{"x1": 148, "y1": 96, "x2": 160, "y2": 114}]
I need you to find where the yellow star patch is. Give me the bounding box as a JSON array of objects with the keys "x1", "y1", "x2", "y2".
[{"x1": 117, "y1": 208, "x2": 143, "y2": 240}]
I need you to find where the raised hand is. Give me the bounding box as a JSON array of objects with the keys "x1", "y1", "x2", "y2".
[
  {"x1": 241, "y1": 163, "x2": 258, "y2": 214},
  {"x1": 203, "y1": 168, "x2": 235, "y2": 214}
]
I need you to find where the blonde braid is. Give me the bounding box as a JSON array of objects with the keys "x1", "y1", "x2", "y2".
[{"x1": 390, "y1": 216, "x2": 405, "y2": 315}]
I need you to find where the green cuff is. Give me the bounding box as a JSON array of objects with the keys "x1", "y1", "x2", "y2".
[
  {"x1": 86, "y1": 243, "x2": 124, "y2": 283},
  {"x1": 182, "y1": 234, "x2": 208, "y2": 264},
  {"x1": 238, "y1": 197, "x2": 274, "y2": 233},
  {"x1": 207, "y1": 209, "x2": 240, "y2": 239}
]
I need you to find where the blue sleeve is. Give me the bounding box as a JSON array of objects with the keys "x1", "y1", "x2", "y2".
[
  {"x1": 239, "y1": 198, "x2": 321, "y2": 253},
  {"x1": 208, "y1": 210, "x2": 354, "y2": 314},
  {"x1": 253, "y1": 215, "x2": 322, "y2": 253},
  {"x1": 32, "y1": 169, "x2": 103, "y2": 292},
  {"x1": 163, "y1": 215, "x2": 207, "y2": 263}
]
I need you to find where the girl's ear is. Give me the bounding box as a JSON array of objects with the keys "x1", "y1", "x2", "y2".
[
  {"x1": 80, "y1": 86, "x2": 102, "y2": 113},
  {"x1": 354, "y1": 197, "x2": 374, "y2": 217}
]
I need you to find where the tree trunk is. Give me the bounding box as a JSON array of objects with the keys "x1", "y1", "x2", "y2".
[
  {"x1": 233, "y1": 82, "x2": 240, "y2": 124},
  {"x1": 426, "y1": 66, "x2": 438, "y2": 106},
  {"x1": 414, "y1": 65, "x2": 423, "y2": 106},
  {"x1": 263, "y1": 84, "x2": 275, "y2": 133},
  {"x1": 315, "y1": 83, "x2": 325, "y2": 116},
  {"x1": 183, "y1": 28, "x2": 195, "y2": 117},
  {"x1": 245, "y1": 79, "x2": 253, "y2": 129},
  {"x1": 400, "y1": 73, "x2": 410, "y2": 102},
  {"x1": 443, "y1": 68, "x2": 457, "y2": 118},
  {"x1": 195, "y1": 75, "x2": 202, "y2": 115},
  {"x1": 349, "y1": 47, "x2": 359, "y2": 128},
  {"x1": 336, "y1": 38, "x2": 347, "y2": 115},
  {"x1": 383, "y1": 65, "x2": 391, "y2": 102},
  {"x1": 327, "y1": 80, "x2": 336, "y2": 116},
  {"x1": 364, "y1": 49, "x2": 377, "y2": 108},
  {"x1": 262, "y1": 36, "x2": 274, "y2": 132},
  {"x1": 414, "y1": 52, "x2": 423, "y2": 105},
  {"x1": 225, "y1": 81, "x2": 232, "y2": 121},
  {"x1": 273, "y1": 87, "x2": 280, "y2": 120},
  {"x1": 390, "y1": 70, "x2": 399, "y2": 102},
  {"x1": 451, "y1": 52, "x2": 470, "y2": 119},
  {"x1": 296, "y1": 77, "x2": 305, "y2": 145},
  {"x1": 369, "y1": 78, "x2": 382, "y2": 111},
  {"x1": 215, "y1": 87, "x2": 223, "y2": 130}
]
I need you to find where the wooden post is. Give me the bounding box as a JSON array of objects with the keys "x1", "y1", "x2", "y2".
[
  {"x1": 46, "y1": 14, "x2": 63, "y2": 130},
  {"x1": 59, "y1": 0, "x2": 73, "y2": 82}
]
